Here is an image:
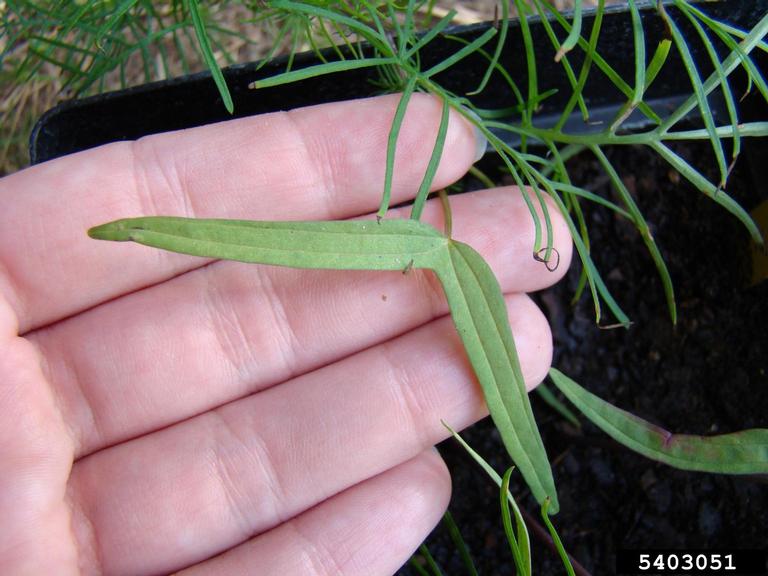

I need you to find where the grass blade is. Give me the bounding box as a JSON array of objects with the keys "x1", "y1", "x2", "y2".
[
  {"x1": 555, "y1": 0, "x2": 582, "y2": 63},
  {"x1": 512, "y1": 0, "x2": 538, "y2": 130},
  {"x1": 542, "y1": 1, "x2": 661, "y2": 125},
  {"x1": 645, "y1": 38, "x2": 672, "y2": 90},
  {"x1": 650, "y1": 141, "x2": 761, "y2": 245},
  {"x1": 404, "y1": 9, "x2": 457, "y2": 60},
  {"x1": 609, "y1": 0, "x2": 645, "y2": 132},
  {"x1": 423, "y1": 27, "x2": 497, "y2": 79},
  {"x1": 676, "y1": 1, "x2": 741, "y2": 163},
  {"x1": 500, "y1": 467, "x2": 529, "y2": 575},
  {"x1": 659, "y1": 10, "x2": 768, "y2": 138},
  {"x1": 530, "y1": 0, "x2": 590, "y2": 123},
  {"x1": 657, "y1": 3, "x2": 727, "y2": 185},
  {"x1": 590, "y1": 145, "x2": 676, "y2": 323},
  {"x1": 468, "y1": 0, "x2": 509, "y2": 96},
  {"x1": 249, "y1": 57, "x2": 398, "y2": 89},
  {"x1": 550, "y1": 368, "x2": 768, "y2": 474},
  {"x1": 443, "y1": 422, "x2": 532, "y2": 571},
  {"x1": 411, "y1": 97, "x2": 450, "y2": 220},
  {"x1": 380, "y1": 76, "x2": 418, "y2": 218},
  {"x1": 187, "y1": 0, "x2": 233, "y2": 114},
  {"x1": 441, "y1": 511, "x2": 479, "y2": 576},
  {"x1": 540, "y1": 498, "x2": 576, "y2": 576}
]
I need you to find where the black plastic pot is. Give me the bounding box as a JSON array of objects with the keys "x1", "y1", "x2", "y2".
[{"x1": 29, "y1": 2, "x2": 768, "y2": 575}]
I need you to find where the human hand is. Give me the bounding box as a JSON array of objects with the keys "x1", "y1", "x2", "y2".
[{"x1": 0, "y1": 94, "x2": 571, "y2": 575}]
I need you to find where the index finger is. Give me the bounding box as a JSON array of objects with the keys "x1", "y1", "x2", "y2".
[{"x1": 0, "y1": 94, "x2": 479, "y2": 333}]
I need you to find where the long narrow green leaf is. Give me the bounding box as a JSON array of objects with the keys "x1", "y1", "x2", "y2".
[
  {"x1": 417, "y1": 544, "x2": 444, "y2": 576},
  {"x1": 555, "y1": 0, "x2": 582, "y2": 62},
  {"x1": 88, "y1": 217, "x2": 446, "y2": 270},
  {"x1": 591, "y1": 145, "x2": 676, "y2": 323},
  {"x1": 540, "y1": 499, "x2": 576, "y2": 576},
  {"x1": 411, "y1": 97, "x2": 450, "y2": 220},
  {"x1": 90, "y1": 216, "x2": 558, "y2": 510},
  {"x1": 549, "y1": 368, "x2": 768, "y2": 474},
  {"x1": 645, "y1": 38, "x2": 672, "y2": 90},
  {"x1": 438, "y1": 241, "x2": 558, "y2": 512},
  {"x1": 442, "y1": 421, "x2": 531, "y2": 568},
  {"x1": 659, "y1": 4, "x2": 728, "y2": 188},
  {"x1": 268, "y1": 0, "x2": 392, "y2": 54},
  {"x1": 468, "y1": 0, "x2": 509, "y2": 96},
  {"x1": 650, "y1": 141, "x2": 761, "y2": 244},
  {"x1": 628, "y1": 0, "x2": 645, "y2": 106},
  {"x1": 683, "y1": 3, "x2": 768, "y2": 55},
  {"x1": 542, "y1": 1, "x2": 660, "y2": 126},
  {"x1": 676, "y1": 1, "x2": 741, "y2": 161},
  {"x1": 94, "y1": 0, "x2": 140, "y2": 47},
  {"x1": 548, "y1": 190, "x2": 631, "y2": 326},
  {"x1": 500, "y1": 467, "x2": 528, "y2": 575},
  {"x1": 512, "y1": 0, "x2": 538, "y2": 130},
  {"x1": 187, "y1": 0, "x2": 233, "y2": 114},
  {"x1": 609, "y1": 0, "x2": 645, "y2": 132},
  {"x1": 682, "y1": 3, "x2": 768, "y2": 103},
  {"x1": 403, "y1": 10, "x2": 457, "y2": 60},
  {"x1": 441, "y1": 511, "x2": 479, "y2": 576},
  {"x1": 408, "y1": 557, "x2": 432, "y2": 576},
  {"x1": 547, "y1": 181, "x2": 631, "y2": 219},
  {"x1": 423, "y1": 27, "x2": 497, "y2": 79},
  {"x1": 659, "y1": 11, "x2": 768, "y2": 134},
  {"x1": 530, "y1": 0, "x2": 589, "y2": 122},
  {"x1": 380, "y1": 76, "x2": 418, "y2": 218},
  {"x1": 663, "y1": 122, "x2": 768, "y2": 140},
  {"x1": 442, "y1": 35, "x2": 525, "y2": 109},
  {"x1": 657, "y1": 4, "x2": 727, "y2": 185},
  {"x1": 250, "y1": 57, "x2": 398, "y2": 89}
]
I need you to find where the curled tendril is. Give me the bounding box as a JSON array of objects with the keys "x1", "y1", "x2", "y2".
[{"x1": 533, "y1": 246, "x2": 561, "y2": 272}]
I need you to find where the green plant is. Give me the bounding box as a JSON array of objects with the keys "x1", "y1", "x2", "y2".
[{"x1": 7, "y1": 0, "x2": 768, "y2": 572}]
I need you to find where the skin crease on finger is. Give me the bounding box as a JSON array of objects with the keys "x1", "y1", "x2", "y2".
[{"x1": 0, "y1": 94, "x2": 574, "y2": 576}]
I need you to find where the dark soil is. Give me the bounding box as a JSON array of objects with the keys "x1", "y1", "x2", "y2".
[{"x1": 399, "y1": 140, "x2": 768, "y2": 575}]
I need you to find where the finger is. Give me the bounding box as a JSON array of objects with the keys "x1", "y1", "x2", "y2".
[
  {"x1": 33, "y1": 187, "x2": 571, "y2": 457},
  {"x1": 68, "y1": 292, "x2": 550, "y2": 576},
  {"x1": 1, "y1": 94, "x2": 479, "y2": 334},
  {"x1": 176, "y1": 450, "x2": 450, "y2": 576}
]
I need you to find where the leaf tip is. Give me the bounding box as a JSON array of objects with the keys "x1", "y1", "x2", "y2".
[{"x1": 88, "y1": 219, "x2": 136, "y2": 242}]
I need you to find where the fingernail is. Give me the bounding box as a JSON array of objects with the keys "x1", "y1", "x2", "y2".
[{"x1": 459, "y1": 106, "x2": 488, "y2": 162}]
